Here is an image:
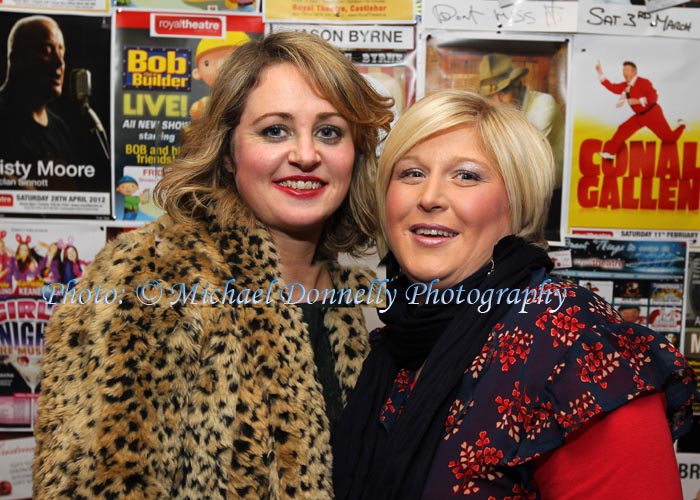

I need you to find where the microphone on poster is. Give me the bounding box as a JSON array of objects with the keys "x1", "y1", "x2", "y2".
[{"x1": 70, "y1": 68, "x2": 110, "y2": 161}]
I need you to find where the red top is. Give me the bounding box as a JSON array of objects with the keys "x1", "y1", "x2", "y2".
[{"x1": 534, "y1": 392, "x2": 682, "y2": 500}]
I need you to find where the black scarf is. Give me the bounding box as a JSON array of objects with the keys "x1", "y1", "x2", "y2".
[{"x1": 332, "y1": 236, "x2": 553, "y2": 500}]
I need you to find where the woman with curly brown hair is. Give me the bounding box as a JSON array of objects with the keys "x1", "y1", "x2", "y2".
[{"x1": 34, "y1": 31, "x2": 393, "y2": 499}]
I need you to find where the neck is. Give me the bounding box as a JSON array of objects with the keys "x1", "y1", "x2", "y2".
[
  {"x1": 271, "y1": 229, "x2": 331, "y2": 291},
  {"x1": 32, "y1": 107, "x2": 49, "y2": 126}
]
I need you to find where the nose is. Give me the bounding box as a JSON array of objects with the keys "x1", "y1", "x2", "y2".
[
  {"x1": 417, "y1": 176, "x2": 447, "y2": 212},
  {"x1": 49, "y1": 49, "x2": 64, "y2": 69},
  {"x1": 288, "y1": 135, "x2": 321, "y2": 170}
]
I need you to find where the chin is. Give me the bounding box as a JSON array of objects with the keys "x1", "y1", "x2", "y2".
[{"x1": 404, "y1": 268, "x2": 444, "y2": 285}]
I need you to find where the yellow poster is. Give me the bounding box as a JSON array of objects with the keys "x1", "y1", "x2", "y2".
[
  {"x1": 570, "y1": 35, "x2": 700, "y2": 232},
  {"x1": 264, "y1": 0, "x2": 414, "y2": 23}
]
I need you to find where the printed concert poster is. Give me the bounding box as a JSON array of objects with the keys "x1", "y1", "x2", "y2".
[
  {"x1": 0, "y1": 13, "x2": 112, "y2": 219},
  {"x1": 0, "y1": 222, "x2": 105, "y2": 431},
  {"x1": 264, "y1": 0, "x2": 414, "y2": 23},
  {"x1": 424, "y1": 33, "x2": 569, "y2": 243},
  {"x1": 569, "y1": 34, "x2": 700, "y2": 234},
  {"x1": 0, "y1": 0, "x2": 107, "y2": 14},
  {"x1": 551, "y1": 236, "x2": 687, "y2": 348},
  {"x1": 113, "y1": 11, "x2": 263, "y2": 222},
  {"x1": 114, "y1": 0, "x2": 260, "y2": 13},
  {"x1": 684, "y1": 251, "x2": 700, "y2": 411},
  {"x1": 269, "y1": 24, "x2": 417, "y2": 128},
  {"x1": 678, "y1": 250, "x2": 700, "y2": 483}
]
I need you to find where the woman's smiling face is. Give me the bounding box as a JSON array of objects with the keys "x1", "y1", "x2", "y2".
[
  {"x1": 385, "y1": 125, "x2": 512, "y2": 289},
  {"x1": 232, "y1": 63, "x2": 356, "y2": 240}
]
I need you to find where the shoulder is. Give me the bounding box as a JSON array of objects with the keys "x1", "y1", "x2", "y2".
[
  {"x1": 528, "y1": 88, "x2": 556, "y2": 105},
  {"x1": 477, "y1": 278, "x2": 695, "y2": 461},
  {"x1": 634, "y1": 76, "x2": 655, "y2": 89},
  {"x1": 68, "y1": 215, "x2": 222, "y2": 296}
]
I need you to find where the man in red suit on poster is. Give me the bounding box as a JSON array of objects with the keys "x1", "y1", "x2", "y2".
[{"x1": 595, "y1": 60, "x2": 685, "y2": 160}]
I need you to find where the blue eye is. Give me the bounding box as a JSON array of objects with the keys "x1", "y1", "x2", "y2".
[
  {"x1": 316, "y1": 126, "x2": 342, "y2": 142},
  {"x1": 262, "y1": 125, "x2": 287, "y2": 139}
]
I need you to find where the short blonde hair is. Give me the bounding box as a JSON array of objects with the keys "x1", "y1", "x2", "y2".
[
  {"x1": 375, "y1": 89, "x2": 554, "y2": 255},
  {"x1": 155, "y1": 31, "x2": 394, "y2": 258}
]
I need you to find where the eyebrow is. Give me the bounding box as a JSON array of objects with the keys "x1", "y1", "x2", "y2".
[
  {"x1": 251, "y1": 111, "x2": 345, "y2": 126},
  {"x1": 397, "y1": 155, "x2": 489, "y2": 168}
]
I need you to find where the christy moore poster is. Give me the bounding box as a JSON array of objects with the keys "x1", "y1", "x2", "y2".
[{"x1": 0, "y1": 13, "x2": 111, "y2": 219}]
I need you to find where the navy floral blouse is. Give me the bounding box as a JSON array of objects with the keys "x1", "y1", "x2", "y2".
[{"x1": 379, "y1": 278, "x2": 697, "y2": 499}]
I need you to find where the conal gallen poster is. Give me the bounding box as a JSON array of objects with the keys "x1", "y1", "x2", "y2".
[{"x1": 570, "y1": 34, "x2": 700, "y2": 233}]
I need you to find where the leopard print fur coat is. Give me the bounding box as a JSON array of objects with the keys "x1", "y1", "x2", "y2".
[{"x1": 33, "y1": 211, "x2": 373, "y2": 499}]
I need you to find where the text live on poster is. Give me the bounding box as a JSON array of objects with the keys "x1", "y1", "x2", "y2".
[{"x1": 113, "y1": 11, "x2": 263, "y2": 222}]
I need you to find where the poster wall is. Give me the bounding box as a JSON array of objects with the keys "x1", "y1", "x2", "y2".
[
  {"x1": 424, "y1": 32, "x2": 569, "y2": 242},
  {"x1": 569, "y1": 34, "x2": 700, "y2": 233},
  {"x1": 0, "y1": 222, "x2": 105, "y2": 430},
  {"x1": 113, "y1": 11, "x2": 263, "y2": 222},
  {"x1": 0, "y1": 13, "x2": 112, "y2": 219}
]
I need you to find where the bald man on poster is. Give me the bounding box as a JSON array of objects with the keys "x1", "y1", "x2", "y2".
[{"x1": 0, "y1": 15, "x2": 78, "y2": 166}]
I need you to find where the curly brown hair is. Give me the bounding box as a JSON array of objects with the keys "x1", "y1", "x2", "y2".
[{"x1": 154, "y1": 31, "x2": 394, "y2": 258}]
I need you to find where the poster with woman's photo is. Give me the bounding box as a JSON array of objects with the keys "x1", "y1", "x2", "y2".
[
  {"x1": 0, "y1": 12, "x2": 111, "y2": 218},
  {"x1": 424, "y1": 33, "x2": 570, "y2": 242},
  {"x1": 0, "y1": 222, "x2": 105, "y2": 431}
]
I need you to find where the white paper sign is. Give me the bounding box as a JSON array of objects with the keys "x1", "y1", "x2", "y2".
[
  {"x1": 678, "y1": 452, "x2": 700, "y2": 499},
  {"x1": 578, "y1": 0, "x2": 700, "y2": 39},
  {"x1": 423, "y1": 0, "x2": 577, "y2": 32},
  {"x1": 0, "y1": 437, "x2": 34, "y2": 499},
  {"x1": 269, "y1": 24, "x2": 415, "y2": 50}
]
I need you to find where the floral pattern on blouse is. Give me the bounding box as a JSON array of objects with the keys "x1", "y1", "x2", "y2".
[{"x1": 378, "y1": 277, "x2": 697, "y2": 499}]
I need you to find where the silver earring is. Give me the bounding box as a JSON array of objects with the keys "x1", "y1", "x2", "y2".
[{"x1": 487, "y1": 259, "x2": 495, "y2": 276}]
